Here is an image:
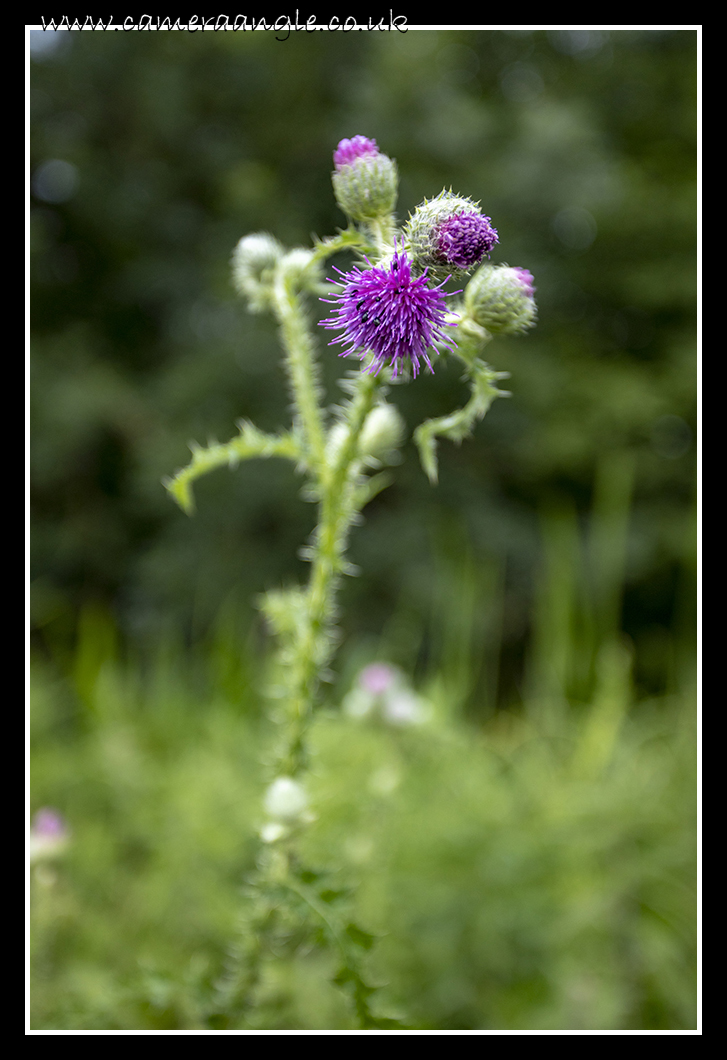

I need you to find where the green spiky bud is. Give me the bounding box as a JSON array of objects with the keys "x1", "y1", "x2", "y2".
[
  {"x1": 279, "y1": 247, "x2": 324, "y2": 293},
  {"x1": 463, "y1": 264, "x2": 538, "y2": 335},
  {"x1": 402, "y1": 190, "x2": 498, "y2": 280},
  {"x1": 331, "y1": 136, "x2": 398, "y2": 223}
]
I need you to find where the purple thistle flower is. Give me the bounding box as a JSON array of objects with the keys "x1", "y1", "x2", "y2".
[
  {"x1": 320, "y1": 246, "x2": 457, "y2": 378},
  {"x1": 433, "y1": 211, "x2": 499, "y2": 271},
  {"x1": 333, "y1": 136, "x2": 380, "y2": 169},
  {"x1": 403, "y1": 191, "x2": 499, "y2": 279}
]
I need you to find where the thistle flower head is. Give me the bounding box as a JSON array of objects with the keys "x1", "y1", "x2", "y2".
[
  {"x1": 434, "y1": 210, "x2": 498, "y2": 270},
  {"x1": 403, "y1": 190, "x2": 498, "y2": 279},
  {"x1": 463, "y1": 263, "x2": 537, "y2": 335},
  {"x1": 331, "y1": 134, "x2": 398, "y2": 222},
  {"x1": 320, "y1": 245, "x2": 457, "y2": 378}
]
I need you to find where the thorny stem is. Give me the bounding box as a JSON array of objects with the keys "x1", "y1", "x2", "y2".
[
  {"x1": 309, "y1": 226, "x2": 373, "y2": 266},
  {"x1": 272, "y1": 267, "x2": 328, "y2": 473},
  {"x1": 278, "y1": 365, "x2": 381, "y2": 775}
]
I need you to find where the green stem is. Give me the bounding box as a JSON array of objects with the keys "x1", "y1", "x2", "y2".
[
  {"x1": 366, "y1": 216, "x2": 395, "y2": 257},
  {"x1": 280, "y1": 368, "x2": 381, "y2": 774},
  {"x1": 272, "y1": 268, "x2": 327, "y2": 472},
  {"x1": 310, "y1": 227, "x2": 372, "y2": 265}
]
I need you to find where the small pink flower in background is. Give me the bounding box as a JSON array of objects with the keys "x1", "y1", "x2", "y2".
[
  {"x1": 358, "y1": 662, "x2": 398, "y2": 696},
  {"x1": 382, "y1": 689, "x2": 422, "y2": 725},
  {"x1": 344, "y1": 663, "x2": 427, "y2": 726},
  {"x1": 30, "y1": 807, "x2": 70, "y2": 862}
]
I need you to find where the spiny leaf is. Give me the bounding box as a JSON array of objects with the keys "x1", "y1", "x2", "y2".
[
  {"x1": 414, "y1": 359, "x2": 508, "y2": 484},
  {"x1": 353, "y1": 470, "x2": 394, "y2": 509},
  {"x1": 164, "y1": 424, "x2": 304, "y2": 515},
  {"x1": 258, "y1": 587, "x2": 309, "y2": 641}
]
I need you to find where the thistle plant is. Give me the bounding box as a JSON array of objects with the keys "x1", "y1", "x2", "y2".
[{"x1": 164, "y1": 135, "x2": 536, "y2": 1028}]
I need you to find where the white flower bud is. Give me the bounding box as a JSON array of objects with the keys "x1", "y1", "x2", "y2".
[
  {"x1": 260, "y1": 821, "x2": 287, "y2": 843},
  {"x1": 327, "y1": 403, "x2": 405, "y2": 466},
  {"x1": 358, "y1": 403, "x2": 406, "y2": 463},
  {"x1": 263, "y1": 776, "x2": 309, "y2": 821},
  {"x1": 231, "y1": 232, "x2": 283, "y2": 312},
  {"x1": 280, "y1": 247, "x2": 322, "y2": 292}
]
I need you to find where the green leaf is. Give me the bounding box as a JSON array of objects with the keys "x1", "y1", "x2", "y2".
[
  {"x1": 318, "y1": 887, "x2": 351, "y2": 904},
  {"x1": 345, "y1": 922, "x2": 377, "y2": 950}
]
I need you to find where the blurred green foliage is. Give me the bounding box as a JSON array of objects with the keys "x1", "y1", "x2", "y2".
[
  {"x1": 30, "y1": 602, "x2": 696, "y2": 1029},
  {"x1": 30, "y1": 435, "x2": 696, "y2": 1030},
  {"x1": 29, "y1": 28, "x2": 698, "y2": 1030},
  {"x1": 30, "y1": 28, "x2": 696, "y2": 707}
]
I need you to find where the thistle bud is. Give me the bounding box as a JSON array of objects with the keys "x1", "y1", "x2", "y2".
[
  {"x1": 327, "y1": 402, "x2": 405, "y2": 466},
  {"x1": 279, "y1": 247, "x2": 324, "y2": 294},
  {"x1": 403, "y1": 190, "x2": 498, "y2": 279},
  {"x1": 331, "y1": 136, "x2": 398, "y2": 223},
  {"x1": 231, "y1": 232, "x2": 284, "y2": 313},
  {"x1": 359, "y1": 403, "x2": 406, "y2": 462},
  {"x1": 463, "y1": 264, "x2": 537, "y2": 335}
]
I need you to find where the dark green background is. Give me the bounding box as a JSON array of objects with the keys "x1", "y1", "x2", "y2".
[{"x1": 30, "y1": 28, "x2": 697, "y2": 707}]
